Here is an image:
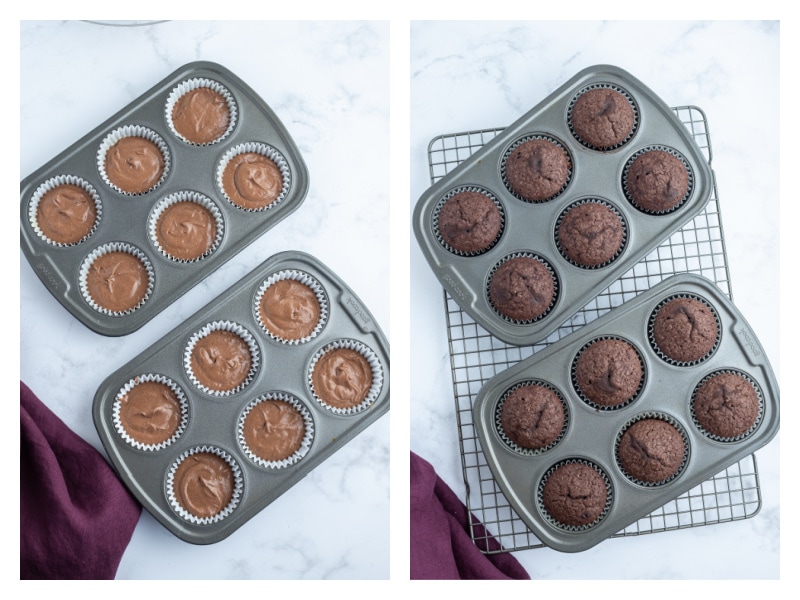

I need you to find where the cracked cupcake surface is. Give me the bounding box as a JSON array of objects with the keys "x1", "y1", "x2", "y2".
[
  {"x1": 626, "y1": 149, "x2": 689, "y2": 213},
  {"x1": 489, "y1": 256, "x2": 555, "y2": 321},
  {"x1": 571, "y1": 88, "x2": 635, "y2": 149},
  {"x1": 505, "y1": 139, "x2": 570, "y2": 202},
  {"x1": 557, "y1": 202, "x2": 624, "y2": 267},
  {"x1": 500, "y1": 383, "x2": 564, "y2": 450},
  {"x1": 652, "y1": 297, "x2": 718, "y2": 363},
  {"x1": 617, "y1": 419, "x2": 685, "y2": 483},
  {"x1": 541, "y1": 462, "x2": 608, "y2": 527},
  {"x1": 437, "y1": 190, "x2": 502, "y2": 254},
  {"x1": 693, "y1": 372, "x2": 760, "y2": 439},
  {"x1": 574, "y1": 338, "x2": 642, "y2": 407}
]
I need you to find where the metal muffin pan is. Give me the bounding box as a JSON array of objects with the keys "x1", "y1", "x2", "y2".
[
  {"x1": 413, "y1": 64, "x2": 714, "y2": 346},
  {"x1": 92, "y1": 250, "x2": 390, "y2": 544},
  {"x1": 473, "y1": 273, "x2": 779, "y2": 553},
  {"x1": 20, "y1": 60, "x2": 309, "y2": 336}
]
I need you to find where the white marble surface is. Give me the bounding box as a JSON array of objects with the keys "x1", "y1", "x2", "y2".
[
  {"x1": 410, "y1": 21, "x2": 781, "y2": 579},
  {"x1": 20, "y1": 20, "x2": 389, "y2": 579}
]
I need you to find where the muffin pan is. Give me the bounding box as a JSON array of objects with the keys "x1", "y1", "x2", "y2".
[
  {"x1": 472, "y1": 273, "x2": 779, "y2": 553},
  {"x1": 413, "y1": 64, "x2": 714, "y2": 346},
  {"x1": 92, "y1": 251, "x2": 390, "y2": 544},
  {"x1": 20, "y1": 60, "x2": 309, "y2": 336}
]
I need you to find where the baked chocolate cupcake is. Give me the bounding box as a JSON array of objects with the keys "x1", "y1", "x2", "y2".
[
  {"x1": 79, "y1": 242, "x2": 154, "y2": 315},
  {"x1": 556, "y1": 200, "x2": 626, "y2": 268},
  {"x1": 624, "y1": 148, "x2": 690, "y2": 214},
  {"x1": 29, "y1": 176, "x2": 101, "y2": 246},
  {"x1": 113, "y1": 374, "x2": 188, "y2": 450},
  {"x1": 573, "y1": 337, "x2": 643, "y2": 409},
  {"x1": 166, "y1": 79, "x2": 236, "y2": 145},
  {"x1": 98, "y1": 126, "x2": 169, "y2": 195},
  {"x1": 503, "y1": 137, "x2": 571, "y2": 202},
  {"x1": 167, "y1": 446, "x2": 242, "y2": 524},
  {"x1": 185, "y1": 321, "x2": 259, "y2": 396},
  {"x1": 616, "y1": 416, "x2": 687, "y2": 484},
  {"x1": 255, "y1": 270, "x2": 328, "y2": 344},
  {"x1": 692, "y1": 371, "x2": 762, "y2": 440},
  {"x1": 238, "y1": 393, "x2": 314, "y2": 468},
  {"x1": 540, "y1": 460, "x2": 610, "y2": 529},
  {"x1": 650, "y1": 295, "x2": 719, "y2": 364},
  {"x1": 488, "y1": 254, "x2": 557, "y2": 322},
  {"x1": 218, "y1": 143, "x2": 290, "y2": 211},
  {"x1": 569, "y1": 86, "x2": 636, "y2": 150},
  {"x1": 149, "y1": 191, "x2": 223, "y2": 262},
  {"x1": 309, "y1": 340, "x2": 383, "y2": 415},
  {"x1": 435, "y1": 188, "x2": 503, "y2": 255},
  {"x1": 498, "y1": 382, "x2": 566, "y2": 452}
]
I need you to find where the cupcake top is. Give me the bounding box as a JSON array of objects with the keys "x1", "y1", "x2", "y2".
[
  {"x1": 104, "y1": 136, "x2": 166, "y2": 194},
  {"x1": 311, "y1": 347, "x2": 374, "y2": 410},
  {"x1": 84, "y1": 250, "x2": 151, "y2": 313},
  {"x1": 570, "y1": 87, "x2": 635, "y2": 150},
  {"x1": 651, "y1": 297, "x2": 718, "y2": 364},
  {"x1": 626, "y1": 149, "x2": 689, "y2": 213},
  {"x1": 436, "y1": 190, "x2": 502, "y2": 254},
  {"x1": 574, "y1": 338, "x2": 643, "y2": 407},
  {"x1": 171, "y1": 87, "x2": 231, "y2": 145},
  {"x1": 556, "y1": 201, "x2": 625, "y2": 267},
  {"x1": 189, "y1": 329, "x2": 253, "y2": 393},
  {"x1": 617, "y1": 418, "x2": 685, "y2": 483},
  {"x1": 154, "y1": 200, "x2": 219, "y2": 261},
  {"x1": 541, "y1": 462, "x2": 608, "y2": 528},
  {"x1": 504, "y1": 138, "x2": 570, "y2": 202},
  {"x1": 499, "y1": 383, "x2": 565, "y2": 450},
  {"x1": 693, "y1": 372, "x2": 761, "y2": 439},
  {"x1": 116, "y1": 379, "x2": 184, "y2": 447},
  {"x1": 34, "y1": 182, "x2": 98, "y2": 245},
  {"x1": 171, "y1": 451, "x2": 235, "y2": 520},
  {"x1": 222, "y1": 151, "x2": 284, "y2": 210},
  {"x1": 258, "y1": 279, "x2": 322, "y2": 342},
  {"x1": 489, "y1": 255, "x2": 555, "y2": 322},
  {"x1": 241, "y1": 398, "x2": 307, "y2": 463}
]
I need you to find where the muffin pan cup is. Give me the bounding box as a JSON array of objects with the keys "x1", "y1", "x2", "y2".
[
  {"x1": 413, "y1": 64, "x2": 714, "y2": 346},
  {"x1": 20, "y1": 60, "x2": 309, "y2": 336},
  {"x1": 92, "y1": 250, "x2": 390, "y2": 545},
  {"x1": 473, "y1": 273, "x2": 779, "y2": 553}
]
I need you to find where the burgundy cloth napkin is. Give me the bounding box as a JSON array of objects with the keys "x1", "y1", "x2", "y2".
[
  {"x1": 410, "y1": 451, "x2": 530, "y2": 579},
  {"x1": 20, "y1": 381, "x2": 141, "y2": 580}
]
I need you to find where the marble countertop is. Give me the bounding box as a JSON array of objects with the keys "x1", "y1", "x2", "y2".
[
  {"x1": 410, "y1": 21, "x2": 780, "y2": 579},
  {"x1": 20, "y1": 20, "x2": 389, "y2": 580}
]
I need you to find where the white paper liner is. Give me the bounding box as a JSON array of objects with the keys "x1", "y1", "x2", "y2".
[
  {"x1": 537, "y1": 458, "x2": 613, "y2": 532},
  {"x1": 566, "y1": 83, "x2": 640, "y2": 151},
  {"x1": 96, "y1": 124, "x2": 171, "y2": 196},
  {"x1": 486, "y1": 252, "x2": 559, "y2": 324},
  {"x1": 307, "y1": 339, "x2": 384, "y2": 416},
  {"x1": 431, "y1": 185, "x2": 506, "y2": 257},
  {"x1": 554, "y1": 198, "x2": 629, "y2": 269},
  {"x1": 647, "y1": 293, "x2": 721, "y2": 367},
  {"x1": 112, "y1": 373, "x2": 189, "y2": 451},
  {"x1": 690, "y1": 369, "x2": 765, "y2": 443},
  {"x1": 27, "y1": 174, "x2": 102, "y2": 247},
  {"x1": 622, "y1": 145, "x2": 694, "y2": 215},
  {"x1": 165, "y1": 445, "x2": 243, "y2": 525},
  {"x1": 253, "y1": 269, "x2": 329, "y2": 345},
  {"x1": 147, "y1": 190, "x2": 224, "y2": 263},
  {"x1": 78, "y1": 241, "x2": 155, "y2": 316},
  {"x1": 570, "y1": 335, "x2": 646, "y2": 411},
  {"x1": 613, "y1": 412, "x2": 690, "y2": 487},
  {"x1": 494, "y1": 379, "x2": 569, "y2": 456},
  {"x1": 500, "y1": 134, "x2": 573, "y2": 203},
  {"x1": 183, "y1": 320, "x2": 260, "y2": 397},
  {"x1": 164, "y1": 77, "x2": 238, "y2": 146},
  {"x1": 215, "y1": 142, "x2": 291, "y2": 212},
  {"x1": 237, "y1": 392, "x2": 315, "y2": 469}
]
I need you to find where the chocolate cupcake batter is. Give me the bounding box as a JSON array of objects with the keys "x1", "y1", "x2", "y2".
[
  {"x1": 85, "y1": 251, "x2": 150, "y2": 313},
  {"x1": 172, "y1": 87, "x2": 230, "y2": 144},
  {"x1": 36, "y1": 183, "x2": 97, "y2": 244},
  {"x1": 259, "y1": 279, "x2": 321, "y2": 341},
  {"x1": 104, "y1": 136, "x2": 165, "y2": 194},
  {"x1": 156, "y1": 201, "x2": 218, "y2": 261},
  {"x1": 242, "y1": 399, "x2": 306, "y2": 462},
  {"x1": 172, "y1": 452, "x2": 234, "y2": 519},
  {"x1": 312, "y1": 347, "x2": 373, "y2": 410},
  {"x1": 190, "y1": 329, "x2": 252, "y2": 393},
  {"x1": 222, "y1": 152, "x2": 283, "y2": 209},
  {"x1": 117, "y1": 380, "x2": 182, "y2": 446}
]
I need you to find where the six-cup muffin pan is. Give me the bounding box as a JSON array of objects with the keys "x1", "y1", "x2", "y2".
[
  {"x1": 92, "y1": 251, "x2": 390, "y2": 544},
  {"x1": 413, "y1": 64, "x2": 715, "y2": 346},
  {"x1": 20, "y1": 60, "x2": 309, "y2": 336},
  {"x1": 472, "y1": 273, "x2": 779, "y2": 553}
]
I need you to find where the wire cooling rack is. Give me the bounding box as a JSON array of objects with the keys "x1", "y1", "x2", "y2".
[{"x1": 428, "y1": 106, "x2": 762, "y2": 553}]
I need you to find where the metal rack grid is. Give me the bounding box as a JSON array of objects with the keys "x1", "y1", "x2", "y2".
[{"x1": 428, "y1": 106, "x2": 762, "y2": 553}]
